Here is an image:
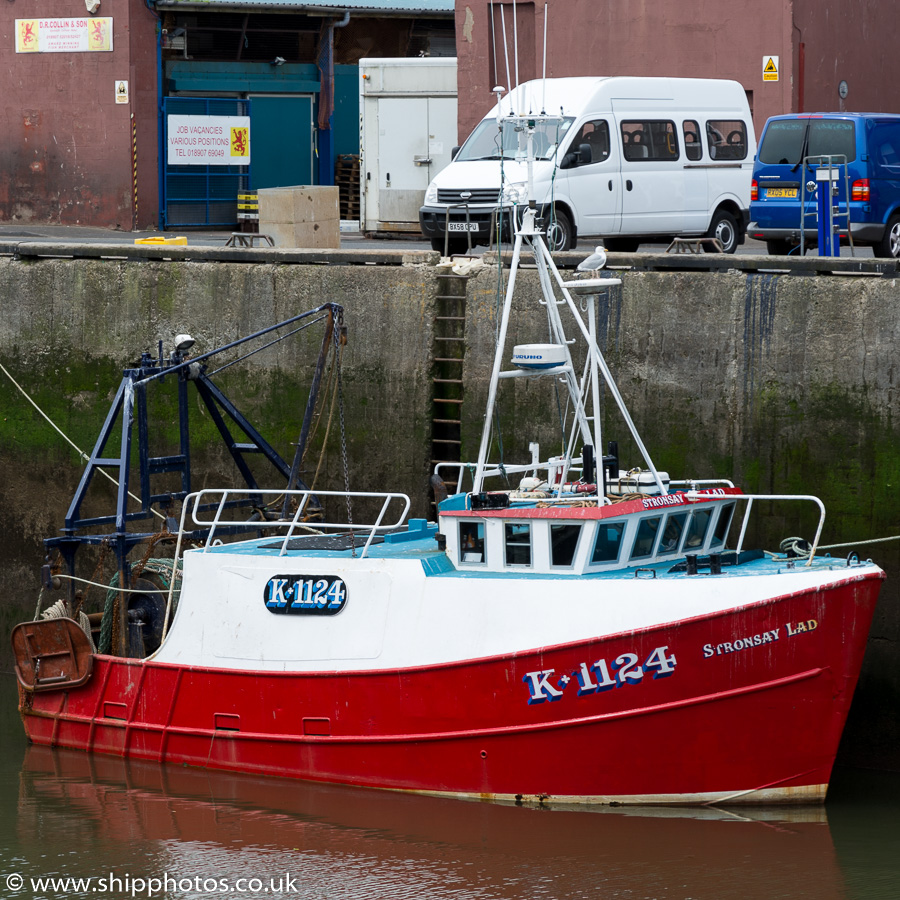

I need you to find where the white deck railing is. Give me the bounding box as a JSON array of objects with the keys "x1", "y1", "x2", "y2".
[
  {"x1": 687, "y1": 490, "x2": 826, "y2": 567},
  {"x1": 160, "y1": 488, "x2": 409, "y2": 642},
  {"x1": 176, "y1": 488, "x2": 411, "y2": 558}
]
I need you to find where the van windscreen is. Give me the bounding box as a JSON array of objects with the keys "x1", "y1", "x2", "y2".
[
  {"x1": 759, "y1": 118, "x2": 857, "y2": 165},
  {"x1": 456, "y1": 117, "x2": 575, "y2": 162},
  {"x1": 808, "y1": 120, "x2": 856, "y2": 162},
  {"x1": 758, "y1": 120, "x2": 807, "y2": 164}
]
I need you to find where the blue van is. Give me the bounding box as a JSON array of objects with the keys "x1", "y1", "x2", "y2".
[{"x1": 748, "y1": 113, "x2": 900, "y2": 257}]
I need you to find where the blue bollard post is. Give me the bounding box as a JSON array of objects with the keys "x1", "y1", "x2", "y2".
[{"x1": 816, "y1": 166, "x2": 838, "y2": 256}]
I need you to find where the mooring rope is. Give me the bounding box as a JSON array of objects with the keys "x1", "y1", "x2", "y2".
[
  {"x1": 0, "y1": 360, "x2": 165, "y2": 520},
  {"x1": 779, "y1": 533, "x2": 899, "y2": 559}
]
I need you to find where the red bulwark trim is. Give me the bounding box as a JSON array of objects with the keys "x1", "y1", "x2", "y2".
[{"x1": 441, "y1": 488, "x2": 743, "y2": 520}]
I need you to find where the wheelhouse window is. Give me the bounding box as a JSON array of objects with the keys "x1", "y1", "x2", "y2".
[
  {"x1": 710, "y1": 502, "x2": 736, "y2": 549},
  {"x1": 707, "y1": 120, "x2": 748, "y2": 160},
  {"x1": 459, "y1": 521, "x2": 486, "y2": 564},
  {"x1": 658, "y1": 512, "x2": 688, "y2": 555},
  {"x1": 621, "y1": 120, "x2": 679, "y2": 161},
  {"x1": 591, "y1": 520, "x2": 625, "y2": 564},
  {"x1": 683, "y1": 120, "x2": 702, "y2": 161},
  {"x1": 550, "y1": 524, "x2": 582, "y2": 568},
  {"x1": 505, "y1": 523, "x2": 532, "y2": 567},
  {"x1": 630, "y1": 516, "x2": 662, "y2": 560},
  {"x1": 683, "y1": 509, "x2": 713, "y2": 550}
]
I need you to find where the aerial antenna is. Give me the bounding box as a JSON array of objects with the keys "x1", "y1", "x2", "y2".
[
  {"x1": 541, "y1": 2, "x2": 548, "y2": 113},
  {"x1": 493, "y1": 85, "x2": 506, "y2": 126},
  {"x1": 512, "y1": 0, "x2": 519, "y2": 91},
  {"x1": 489, "y1": 0, "x2": 498, "y2": 87},
  {"x1": 499, "y1": 5, "x2": 512, "y2": 113}
]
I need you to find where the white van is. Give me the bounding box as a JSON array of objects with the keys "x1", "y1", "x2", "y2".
[{"x1": 419, "y1": 76, "x2": 756, "y2": 254}]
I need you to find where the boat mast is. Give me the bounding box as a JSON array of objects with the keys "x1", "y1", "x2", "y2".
[{"x1": 471, "y1": 11, "x2": 666, "y2": 496}]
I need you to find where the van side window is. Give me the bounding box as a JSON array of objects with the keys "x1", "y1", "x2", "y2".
[
  {"x1": 621, "y1": 121, "x2": 679, "y2": 162},
  {"x1": 707, "y1": 120, "x2": 748, "y2": 160},
  {"x1": 683, "y1": 120, "x2": 702, "y2": 161},
  {"x1": 567, "y1": 120, "x2": 610, "y2": 166},
  {"x1": 873, "y1": 122, "x2": 900, "y2": 172}
]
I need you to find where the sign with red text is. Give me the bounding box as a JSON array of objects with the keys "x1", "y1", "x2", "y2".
[
  {"x1": 16, "y1": 18, "x2": 112, "y2": 53},
  {"x1": 167, "y1": 115, "x2": 251, "y2": 166}
]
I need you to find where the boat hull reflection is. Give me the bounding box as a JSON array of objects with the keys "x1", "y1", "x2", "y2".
[{"x1": 19, "y1": 745, "x2": 846, "y2": 900}]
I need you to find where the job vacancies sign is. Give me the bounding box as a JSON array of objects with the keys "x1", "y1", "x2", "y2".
[
  {"x1": 16, "y1": 18, "x2": 113, "y2": 53},
  {"x1": 167, "y1": 115, "x2": 251, "y2": 166}
]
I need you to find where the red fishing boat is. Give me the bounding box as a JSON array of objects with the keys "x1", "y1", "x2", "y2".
[{"x1": 12, "y1": 110, "x2": 883, "y2": 807}]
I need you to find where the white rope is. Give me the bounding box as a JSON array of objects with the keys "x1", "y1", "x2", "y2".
[
  {"x1": 776, "y1": 534, "x2": 898, "y2": 559},
  {"x1": 53, "y1": 572, "x2": 177, "y2": 594},
  {"x1": 821, "y1": 534, "x2": 900, "y2": 549},
  {"x1": 0, "y1": 360, "x2": 165, "y2": 520}
]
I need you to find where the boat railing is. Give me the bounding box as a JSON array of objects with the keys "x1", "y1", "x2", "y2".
[
  {"x1": 670, "y1": 479, "x2": 735, "y2": 489},
  {"x1": 687, "y1": 490, "x2": 826, "y2": 567},
  {"x1": 175, "y1": 488, "x2": 412, "y2": 559},
  {"x1": 435, "y1": 460, "x2": 587, "y2": 495}
]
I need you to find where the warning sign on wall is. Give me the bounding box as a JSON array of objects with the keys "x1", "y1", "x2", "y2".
[{"x1": 763, "y1": 56, "x2": 779, "y2": 82}]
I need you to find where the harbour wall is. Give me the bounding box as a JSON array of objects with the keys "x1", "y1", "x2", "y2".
[{"x1": 0, "y1": 249, "x2": 898, "y2": 770}]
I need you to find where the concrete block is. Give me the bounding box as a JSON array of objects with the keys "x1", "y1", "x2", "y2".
[
  {"x1": 265, "y1": 221, "x2": 340, "y2": 250},
  {"x1": 258, "y1": 186, "x2": 340, "y2": 249}
]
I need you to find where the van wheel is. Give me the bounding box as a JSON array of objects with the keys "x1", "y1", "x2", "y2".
[
  {"x1": 766, "y1": 240, "x2": 794, "y2": 255},
  {"x1": 874, "y1": 215, "x2": 900, "y2": 258},
  {"x1": 544, "y1": 209, "x2": 574, "y2": 252},
  {"x1": 604, "y1": 237, "x2": 640, "y2": 252},
  {"x1": 431, "y1": 236, "x2": 469, "y2": 255},
  {"x1": 706, "y1": 210, "x2": 739, "y2": 253}
]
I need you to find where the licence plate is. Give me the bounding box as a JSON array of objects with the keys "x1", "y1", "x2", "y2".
[
  {"x1": 448, "y1": 222, "x2": 480, "y2": 232},
  {"x1": 764, "y1": 187, "x2": 798, "y2": 198}
]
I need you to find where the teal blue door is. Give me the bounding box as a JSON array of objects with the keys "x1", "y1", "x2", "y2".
[{"x1": 250, "y1": 95, "x2": 315, "y2": 188}]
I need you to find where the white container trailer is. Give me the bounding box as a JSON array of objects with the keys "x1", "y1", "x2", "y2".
[{"x1": 359, "y1": 57, "x2": 457, "y2": 233}]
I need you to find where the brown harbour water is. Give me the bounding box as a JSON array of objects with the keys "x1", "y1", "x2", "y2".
[{"x1": 0, "y1": 676, "x2": 898, "y2": 900}]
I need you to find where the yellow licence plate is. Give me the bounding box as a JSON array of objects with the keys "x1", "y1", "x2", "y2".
[{"x1": 765, "y1": 187, "x2": 798, "y2": 198}]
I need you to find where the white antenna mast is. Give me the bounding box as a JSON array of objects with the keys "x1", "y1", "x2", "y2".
[
  {"x1": 512, "y1": 0, "x2": 519, "y2": 90},
  {"x1": 499, "y1": 6, "x2": 512, "y2": 112},
  {"x1": 541, "y1": 2, "x2": 548, "y2": 113},
  {"x1": 489, "y1": 0, "x2": 498, "y2": 87}
]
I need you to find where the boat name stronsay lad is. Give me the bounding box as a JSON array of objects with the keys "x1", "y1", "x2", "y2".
[
  {"x1": 641, "y1": 494, "x2": 686, "y2": 509},
  {"x1": 523, "y1": 645, "x2": 676, "y2": 704},
  {"x1": 264, "y1": 575, "x2": 347, "y2": 615},
  {"x1": 701, "y1": 619, "x2": 818, "y2": 658}
]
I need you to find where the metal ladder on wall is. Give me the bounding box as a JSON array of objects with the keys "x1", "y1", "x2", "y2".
[
  {"x1": 431, "y1": 272, "x2": 468, "y2": 506},
  {"x1": 800, "y1": 154, "x2": 855, "y2": 256}
]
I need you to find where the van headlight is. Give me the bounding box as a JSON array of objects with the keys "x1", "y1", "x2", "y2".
[
  {"x1": 424, "y1": 182, "x2": 438, "y2": 204},
  {"x1": 501, "y1": 182, "x2": 528, "y2": 204}
]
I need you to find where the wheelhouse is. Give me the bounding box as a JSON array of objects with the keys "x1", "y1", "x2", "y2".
[{"x1": 441, "y1": 495, "x2": 738, "y2": 576}]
